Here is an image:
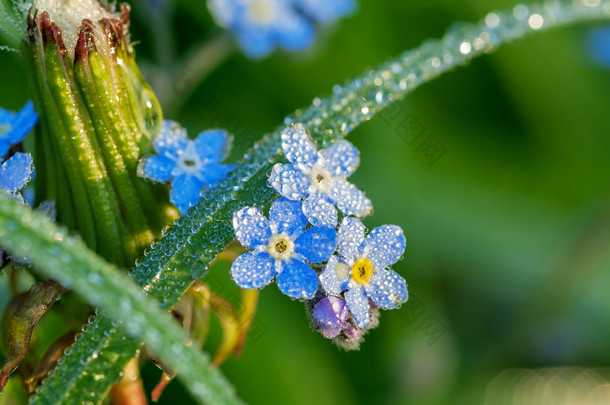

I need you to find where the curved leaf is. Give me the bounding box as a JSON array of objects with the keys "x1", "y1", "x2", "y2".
[{"x1": 0, "y1": 194, "x2": 240, "y2": 405}]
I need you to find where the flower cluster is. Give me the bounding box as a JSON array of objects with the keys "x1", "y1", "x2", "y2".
[
  {"x1": 231, "y1": 123, "x2": 408, "y2": 347},
  {"x1": 0, "y1": 102, "x2": 37, "y2": 204},
  {"x1": 208, "y1": 0, "x2": 355, "y2": 58},
  {"x1": 137, "y1": 120, "x2": 235, "y2": 214}
]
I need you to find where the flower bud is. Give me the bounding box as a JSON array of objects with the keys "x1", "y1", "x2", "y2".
[
  {"x1": 25, "y1": 0, "x2": 173, "y2": 266},
  {"x1": 312, "y1": 296, "x2": 349, "y2": 339}
]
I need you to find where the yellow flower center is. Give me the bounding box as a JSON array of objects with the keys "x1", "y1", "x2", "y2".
[
  {"x1": 267, "y1": 233, "x2": 295, "y2": 261},
  {"x1": 274, "y1": 239, "x2": 288, "y2": 253},
  {"x1": 351, "y1": 258, "x2": 373, "y2": 284},
  {"x1": 248, "y1": 0, "x2": 276, "y2": 24}
]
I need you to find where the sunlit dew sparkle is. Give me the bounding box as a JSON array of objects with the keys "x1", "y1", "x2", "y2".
[
  {"x1": 485, "y1": 12, "x2": 500, "y2": 28},
  {"x1": 528, "y1": 13, "x2": 544, "y2": 29},
  {"x1": 513, "y1": 4, "x2": 529, "y2": 20},
  {"x1": 584, "y1": 0, "x2": 601, "y2": 7},
  {"x1": 459, "y1": 41, "x2": 472, "y2": 55}
]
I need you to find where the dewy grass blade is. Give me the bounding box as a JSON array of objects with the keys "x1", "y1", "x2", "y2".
[{"x1": 0, "y1": 194, "x2": 241, "y2": 404}]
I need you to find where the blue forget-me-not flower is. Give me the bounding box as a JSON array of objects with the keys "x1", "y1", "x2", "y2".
[
  {"x1": 231, "y1": 197, "x2": 337, "y2": 299},
  {"x1": 319, "y1": 216, "x2": 408, "y2": 328},
  {"x1": 0, "y1": 153, "x2": 34, "y2": 204},
  {"x1": 137, "y1": 120, "x2": 235, "y2": 214},
  {"x1": 208, "y1": 0, "x2": 315, "y2": 58},
  {"x1": 0, "y1": 101, "x2": 38, "y2": 157},
  {"x1": 208, "y1": 0, "x2": 354, "y2": 58},
  {"x1": 268, "y1": 123, "x2": 372, "y2": 228}
]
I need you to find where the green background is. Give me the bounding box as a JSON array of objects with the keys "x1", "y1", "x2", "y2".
[{"x1": 2, "y1": 0, "x2": 610, "y2": 404}]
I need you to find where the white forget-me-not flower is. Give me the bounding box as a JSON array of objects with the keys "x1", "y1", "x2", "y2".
[
  {"x1": 231, "y1": 197, "x2": 337, "y2": 300},
  {"x1": 319, "y1": 216, "x2": 408, "y2": 328},
  {"x1": 268, "y1": 123, "x2": 372, "y2": 228},
  {"x1": 137, "y1": 120, "x2": 235, "y2": 214}
]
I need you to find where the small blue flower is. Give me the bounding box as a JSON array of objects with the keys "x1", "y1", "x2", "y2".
[
  {"x1": 0, "y1": 152, "x2": 34, "y2": 204},
  {"x1": 137, "y1": 120, "x2": 235, "y2": 214},
  {"x1": 231, "y1": 198, "x2": 337, "y2": 299},
  {"x1": 0, "y1": 101, "x2": 38, "y2": 157},
  {"x1": 208, "y1": 0, "x2": 315, "y2": 58},
  {"x1": 319, "y1": 216, "x2": 407, "y2": 328},
  {"x1": 268, "y1": 123, "x2": 372, "y2": 228},
  {"x1": 294, "y1": 0, "x2": 355, "y2": 24}
]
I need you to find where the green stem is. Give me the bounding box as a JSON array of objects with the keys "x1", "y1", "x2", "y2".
[
  {"x1": 157, "y1": 33, "x2": 234, "y2": 113},
  {"x1": 43, "y1": 43, "x2": 126, "y2": 265},
  {"x1": 73, "y1": 54, "x2": 142, "y2": 262},
  {"x1": 29, "y1": 41, "x2": 98, "y2": 248}
]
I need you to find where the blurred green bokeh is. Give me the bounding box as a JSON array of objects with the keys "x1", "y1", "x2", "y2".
[{"x1": 2, "y1": 0, "x2": 610, "y2": 404}]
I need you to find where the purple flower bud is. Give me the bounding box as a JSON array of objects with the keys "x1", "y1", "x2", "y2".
[
  {"x1": 313, "y1": 296, "x2": 349, "y2": 339},
  {"x1": 341, "y1": 323, "x2": 363, "y2": 340}
]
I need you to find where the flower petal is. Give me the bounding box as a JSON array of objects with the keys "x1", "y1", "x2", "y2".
[
  {"x1": 275, "y1": 259, "x2": 318, "y2": 299},
  {"x1": 302, "y1": 193, "x2": 337, "y2": 228},
  {"x1": 207, "y1": 0, "x2": 237, "y2": 27},
  {"x1": 232, "y1": 206, "x2": 272, "y2": 249},
  {"x1": 329, "y1": 179, "x2": 373, "y2": 218},
  {"x1": 0, "y1": 101, "x2": 38, "y2": 148},
  {"x1": 280, "y1": 124, "x2": 318, "y2": 169},
  {"x1": 337, "y1": 216, "x2": 366, "y2": 263},
  {"x1": 267, "y1": 163, "x2": 310, "y2": 201},
  {"x1": 200, "y1": 162, "x2": 235, "y2": 187},
  {"x1": 231, "y1": 252, "x2": 277, "y2": 289},
  {"x1": 275, "y1": 14, "x2": 315, "y2": 51},
  {"x1": 345, "y1": 285, "x2": 370, "y2": 328},
  {"x1": 319, "y1": 255, "x2": 349, "y2": 295},
  {"x1": 235, "y1": 27, "x2": 275, "y2": 58},
  {"x1": 364, "y1": 225, "x2": 406, "y2": 270},
  {"x1": 0, "y1": 153, "x2": 33, "y2": 193},
  {"x1": 0, "y1": 140, "x2": 10, "y2": 158},
  {"x1": 269, "y1": 198, "x2": 307, "y2": 236},
  {"x1": 320, "y1": 140, "x2": 360, "y2": 178},
  {"x1": 368, "y1": 270, "x2": 408, "y2": 310},
  {"x1": 154, "y1": 120, "x2": 190, "y2": 157},
  {"x1": 194, "y1": 129, "x2": 232, "y2": 161},
  {"x1": 295, "y1": 227, "x2": 337, "y2": 263},
  {"x1": 294, "y1": 0, "x2": 355, "y2": 24},
  {"x1": 137, "y1": 154, "x2": 175, "y2": 183},
  {"x1": 170, "y1": 174, "x2": 204, "y2": 214}
]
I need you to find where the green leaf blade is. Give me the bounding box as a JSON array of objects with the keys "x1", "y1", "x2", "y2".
[{"x1": 0, "y1": 194, "x2": 241, "y2": 405}]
